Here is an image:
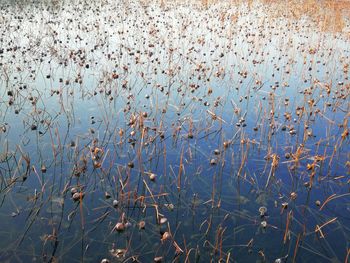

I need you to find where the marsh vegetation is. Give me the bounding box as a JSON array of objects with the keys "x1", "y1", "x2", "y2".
[{"x1": 0, "y1": 0, "x2": 349, "y2": 262}]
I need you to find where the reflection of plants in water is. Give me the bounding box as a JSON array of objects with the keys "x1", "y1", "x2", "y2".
[{"x1": 0, "y1": 0, "x2": 349, "y2": 262}]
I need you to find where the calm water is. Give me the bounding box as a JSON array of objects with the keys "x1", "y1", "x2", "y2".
[{"x1": 0, "y1": 0, "x2": 349, "y2": 262}]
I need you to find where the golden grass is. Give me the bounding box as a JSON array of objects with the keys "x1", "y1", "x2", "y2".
[
  {"x1": 166, "y1": 0, "x2": 350, "y2": 33},
  {"x1": 258, "y1": 0, "x2": 350, "y2": 32}
]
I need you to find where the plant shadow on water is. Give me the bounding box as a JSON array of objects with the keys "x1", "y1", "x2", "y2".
[{"x1": 0, "y1": 0, "x2": 349, "y2": 262}]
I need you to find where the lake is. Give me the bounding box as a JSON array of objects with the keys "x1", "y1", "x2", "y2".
[{"x1": 0, "y1": 0, "x2": 349, "y2": 262}]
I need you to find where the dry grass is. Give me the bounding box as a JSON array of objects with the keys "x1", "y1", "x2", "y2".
[
  {"x1": 258, "y1": 0, "x2": 350, "y2": 32},
  {"x1": 158, "y1": 0, "x2": 350, "y2": 33}
]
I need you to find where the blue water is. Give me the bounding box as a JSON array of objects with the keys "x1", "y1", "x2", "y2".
[{"x1": 0, "y1": 0, "x2": 349, "y2": 262}]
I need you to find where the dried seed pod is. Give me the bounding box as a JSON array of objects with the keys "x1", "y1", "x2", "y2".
[
  {"x1": 164, "y1": 203, "x2": 174, "y2": 211},
  {"x1": 259, "y1": 206, "x2": 267, "y2": 217},
  {"x1": 210, "y1": 159, "x2": 217, "y2": 165},
  {"x1": 159, "y1": 217, "x2": 168, "y2": 225},
  {"x1": 138, "y1": 220, "x2": 146, "y2": 230},
  {"x1": 70, "y1": 187, "x2": 78, "y2": 196},
  {"x1": 114, "y1": 222, "x2": 125, "y2": 232},
  {"x1": 223, "y1": 141, "x2": 230, "y2": 148},
  {"x1": 290, "y1": 192, "x2": 297, "y2": 200},
  {"x1": 149, "y1": 173, "x2": 156, "y2": 181},
  {"x1": 112, "y1": 199, "x2": 119, "y2": 208},
  {"x1": 161, "y1": 231, "x2": 171, "y2": 241},
  {"x1": 105, "y1": 192, "x2": 111, "y2": 199},
  {"x1": 41, "y1": 164, "x2": 47, "y2": 173},
  {"x1": 281, "y1": 202, "x2": 288, "y2": 210},
  {"x1": 72, "y1": 192, "x2": 83, "y2": 202},
  {"x1": 154, "y1": 256, "x2": 163, "y2": 262},
  {"x1": 110, "y1": 248, "x2": 126, "y2": 259}
]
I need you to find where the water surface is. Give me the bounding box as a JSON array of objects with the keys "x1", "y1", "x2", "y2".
[{"x1": 0, "y1": 0, "x2": 349, "y2": 262}]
